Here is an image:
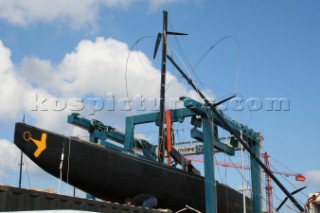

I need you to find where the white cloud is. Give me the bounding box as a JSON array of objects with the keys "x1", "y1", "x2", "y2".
[
  {"x1": 1, "y1": 37, "x2": 204, "y2": 135},
  {"x1": 305, "y1": 170, "x2": 320, "y2": 187},
  {"x1": 20, "y1": 37, "x2": 196, "y2": 111},
  {"x1": 0, "y1": 0, "x2": 136, "y2": 29},
  {"x1": 0, "y1": 0, "x2": 199, "y2": 29},
  {"x1": 0, "y1": 41, "x2": 70, "y2": 132},
  {"x1": 0, "y1": 41, "x2": 28, "y2": 120},
  {"x1": 0, "y1": 0, "x2": 96, "y2": 29}
]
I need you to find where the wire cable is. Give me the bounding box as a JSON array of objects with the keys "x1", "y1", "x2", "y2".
[{"x1": 125, "y1": 36, "x2": 155, "y2": 99}]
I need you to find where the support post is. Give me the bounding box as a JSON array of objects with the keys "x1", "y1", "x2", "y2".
[
  {"x1": 18, "y1": 151, "x2": 23, "y2": 188},
  {"x1": 202, "y1": 117, "x2": 216, "y2": 213},
  {"x1": 250, "y1": 139, "x2": 262, "y2": 213},
  {"x1": 124, "y1": 117, "x2": 135, "y2": 151}
]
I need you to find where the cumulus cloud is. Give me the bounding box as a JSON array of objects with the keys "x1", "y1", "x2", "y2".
[
  {"x1": 305, "y1": 170, "x2": 320, "y2": 187},
  {"x1": 0, "y1": 37, "x2": 203, "y2": 135},
  {"x1": 20, "y1": 37, "x2": 197, "y2": 113},
  {"x1": 0, "y1": 0, "x2": 139, "y2": 29},
  {"x1": 0, "y1": 0, "x2": 98, "y2": 29},
  {"x1": 0, "y1": 41, "x2": 28, "y2": 120},
  {"x1": 0, "y1": 41, "x2": 70, "y2": 132},
  {"x1": 0, "y1": 0, "x2": 196, "y2": 29}
]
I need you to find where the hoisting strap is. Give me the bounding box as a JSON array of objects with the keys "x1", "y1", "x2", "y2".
[{"x1": 165, "y1": 110, "x2": 172, "y2": 165}]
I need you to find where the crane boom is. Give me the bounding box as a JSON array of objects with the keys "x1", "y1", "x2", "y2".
[{"x1": 188, "y1": 156, "x2": 305, "y2": 181}]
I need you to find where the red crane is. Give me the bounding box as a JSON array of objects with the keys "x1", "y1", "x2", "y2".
[
  {"x1": 188, "y1": 154, "x2": 305, "y2": 213},
  {"x1": 263, "y1": 152, "x2": 273, "y2": 213},
  {"x1": 261, "y1": 152, "x2": 305, "y2": 213}
]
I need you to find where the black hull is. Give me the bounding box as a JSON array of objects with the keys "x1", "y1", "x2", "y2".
[{"x1": 14, "y1": 123, "x2": 252, "y2": 212}]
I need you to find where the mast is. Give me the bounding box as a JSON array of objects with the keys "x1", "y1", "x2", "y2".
[
  {"x1": 157, "y1": 10, "x2": 168, "y2": 163},
  {"x1": 155, "y1": 11, "x2": 187, "y2": 163}
]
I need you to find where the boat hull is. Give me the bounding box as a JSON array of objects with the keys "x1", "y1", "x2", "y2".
[{"x1": 14, "y1": 122, "x2": 252, "y2": 212}]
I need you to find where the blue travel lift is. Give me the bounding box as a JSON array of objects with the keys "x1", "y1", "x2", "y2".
[{"x1": 68, "y1": 96, "x2": 263, "y2": 213}]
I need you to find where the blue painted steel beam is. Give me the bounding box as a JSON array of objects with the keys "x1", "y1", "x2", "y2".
[
  {"x1": 250, "y1": 139, "x2": 262, "y2": 213},
  {"x1": 68, "y1": 113, "x2": 149, "y2": 151},
  {"x1": 202, "y1": 117, "x2": 216, "y2": 213},
  {"x1": 181, "y1": 97, "x2": 262, "y2": 213},
  {"x1": 182, "y1": 97, "x2": 260, "y2": 143},
  {"x1": 190, "y1": 128, "x2": 235, "y2": 155}
]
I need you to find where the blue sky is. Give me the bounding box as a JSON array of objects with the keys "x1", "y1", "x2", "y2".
[{"x1": 0, "y1": 0, "x2": 319, "y2": 212}]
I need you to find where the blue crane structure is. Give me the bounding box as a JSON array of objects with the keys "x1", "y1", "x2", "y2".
[{"x1": 67, "y1": 95, "x2": 263, "y2": 213}]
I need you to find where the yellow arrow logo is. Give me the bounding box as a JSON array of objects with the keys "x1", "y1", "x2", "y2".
[{"x1": 23, "y1": 131, "x2": 47, "y2": 158}]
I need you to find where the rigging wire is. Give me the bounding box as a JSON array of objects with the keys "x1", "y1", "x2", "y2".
[
  {"x1": 169, "y1": 38, "x2": 239, "y2": 117},
  {"x1": 193, "y1": 36, "x2": 241, "y2": 93},
  {"x1": 65, "y1": 137, "x2": 71, "y2": 195},
  {"x1": 261, "y1": 147, "x2": 308, "y2": 198},
  {"x1": 269, "y1": 153, "x2": 300, "y2": 176},
  {"x1": 257, "y1": 148, "x2": 307, "y2": 212},
  {"x1": 125, "y1": 36, "x2": 155, "y2": 99},
  {"x1": 169, "y1": 25, "x2": 254, "y2": 209},
  {"x1": 123, "y1": 21, "x2": 259, "y2": 211},
  {"x1": 124, "y1": 35, "x2": 161, "y2": 149},
  {"x1": 169, "y1": 20, "x2": 214, "y2": 100},
  {"x1": 24, "y1": 158, "x2": 31, "y2": 188},
  {"x1": 170, "y1": 21, "x2": 241, "y2": 99},
  {"x1": 269, "y1": 160, "x2": 309, "y2": 201}
]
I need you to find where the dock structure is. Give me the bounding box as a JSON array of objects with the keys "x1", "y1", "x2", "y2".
[{"x1": 0, "y1": 185, "x2": 171, "y2": 213}]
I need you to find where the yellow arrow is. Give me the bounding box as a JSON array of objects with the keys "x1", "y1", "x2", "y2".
[{"x1": 23, "y1": 131, "x2": 47, "y2": 158}]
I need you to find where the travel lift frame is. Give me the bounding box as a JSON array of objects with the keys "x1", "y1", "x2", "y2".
[{"x1": 68, "y1": 96, "x2": 263, "y2": 213}]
